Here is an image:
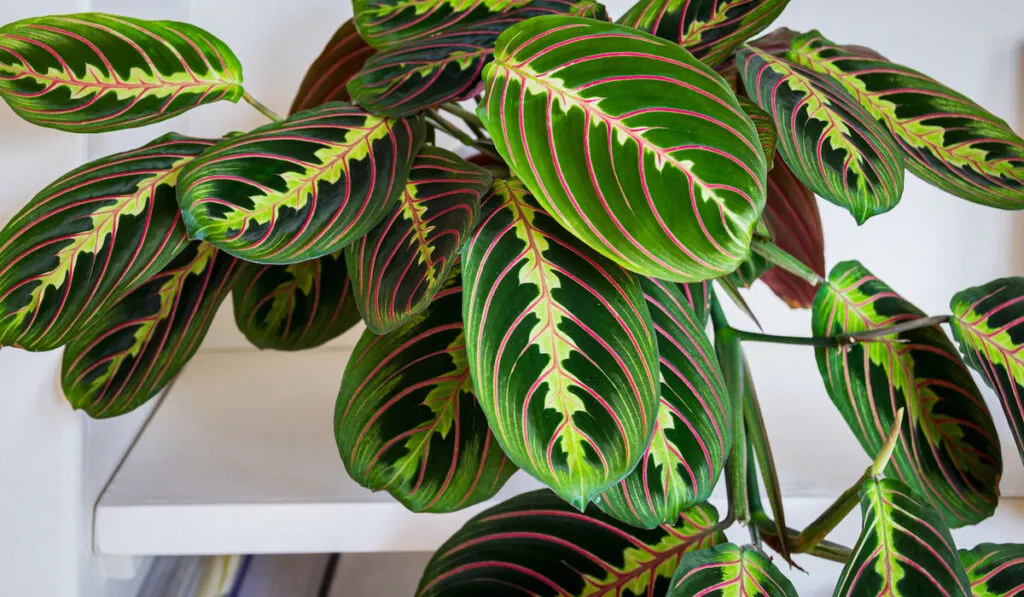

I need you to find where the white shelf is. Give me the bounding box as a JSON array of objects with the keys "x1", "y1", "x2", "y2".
[{"x1": 95, "y1": 349, "x2": 1024, "y2": 557}]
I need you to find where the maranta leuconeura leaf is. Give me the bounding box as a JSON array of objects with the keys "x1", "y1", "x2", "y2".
[
  {"x1": 737, "y1": 45, "x2": 905, "y2": 224},
  {"x1": 61, "y1": 242, "x2": 238, "y2": 417},
  {"x1": 347, "y1": 0, "x2": 606, "y2": 117},
  {"x1": 336, "y1": 268, "x2": 516, "y2": 512},
  {"x1": 759, "y1": 159, "x2": 824, "y2": 309},
  {"x1": 353, "y1": 0, "x2": 531, "y2": 49},
  {"x1": 291, "y1": 19, "x2": 375, "y2": 113},
  {"x1": 0, "y1": 13, "x2": 243, "y2": 133},
  {"x1": 346, "y1": 146, "x2": 490, "y2": 334},
  {"x1": 949, "y1": 277, "x2": 1024, "y2": 466},
  {"x1": 790, "y1": 30, "x2": 1024, "y2": 210},
  {"x1": 618, "y1": 0, "x2": 790, "y2": 67},
  {"x1": 232, "y1": 251, "x2": 360, "y2": 351},
  {"x1": 461, "y1": 178, "x2": 660, "y2": 509},
  {"x1": 416, "y1": 489, "x2": 725, "y2": 597},
  {"x1": 668, "y1": 543, "x2": 797, "y2": 597},
  {"x1": 812, "y1": 261, "x2": 1002, "y2": 527},
  {"x1": 835, "y1": 477, "x2": 971, "y2": 597},
  {"x1": 481, "y1": 16, "x2": 767, "y2": 283},
  {"x1": 177, "y1": 102, "x2": 426, "y2": 264},
  {"x1": 0, "y1": 133, "x2": 211, "y2": 351},
  {"x1": 739, "y1": 95, "x2": 777, "y2": 169},
  {"x1": 598, "y1": 277, "x2": 730, "y2": 528},
  {"x1": 960, "y1": 543, "x2": 1024, "y2": 596}
]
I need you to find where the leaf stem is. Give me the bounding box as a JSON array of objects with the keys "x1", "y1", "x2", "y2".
[
  {"x1": 712, "y1": 296, "x2": 749, "y2": 524},
  {"x1": 730, "y1": 315, "x2": 951, "y2": 348},
  {"x1": 750, "y1": 237, "x2": 823, "y2": 286},
  {"x1": 425, "y1": 110, "x2": 502, "y2": 161},
  {"x1": 440, "y1": 102, "x2": 486, "y2": 131},
  {"x1": 731, "y1": 329, "x2": 835, "y2": 347},
  {"x1": 243, "y1": 91, "x2": 283, "y2": 122},
  {"x1": 872, "y1": 407, "x2": 905, "y2": 478},
  {"x1": 743, "y1": 372, "x2": 789, "y2": 560}
]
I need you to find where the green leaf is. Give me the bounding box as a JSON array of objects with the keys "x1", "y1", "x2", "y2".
[
  {"x1": 335, "y1": 267, "x2": 516, "y2": 512},
  {"x1": 618, "y1": 0, "x2": 790, "y2": 67},
  {"x1": 669, "y1": 543, "x2": 797, "y2": 596},
  {"x1": 737, "y1": 45, "x2": 905, "y2": 224},
  {"x1": 348, "y1": 0, "x2": 606, "y2": 117},
  {"x1": 759, "y1": 159, "x2": 824, "y2": 308},
  {"x1": 0, "y1": 13, "x2": 243, "y2": 133},
  {"x1": 461, "y1": 178, "x2": 660, "y2": 509},
  {"x1": 960, "y1": 543, "x2": 1024, "y2": 597},
  {"x1": 416, "y1": 489, "x2": 725, "y2": 597},
  {"x1": 739, "y1": 96, "x2": 777, "y2": 169},
  {"x1": 680, "y1": 281, "x2": 712, "y2": 327},
  {"x1": 789, "y1": 30, "x2": 1024, "y2": 210},
  {"x1": 291, "y1": 19, "x2": 375, "y2": 113},
  {"x1": 598, "y1": 277, "x2": 730, "y2": 528},
  {"x1": 949, "y1": 277, "x2": 1024, "y2": 466},
  {"x1": 346, "y1": 146, "x2": 490, "y2": 334},
  {"x1": 0, "y1": 133, "x2": 212, "y2": 351},
  {"x1": 812, "y1": 261, "x2": 1002, "y2": 527},
  {"x1": 480, "y1": 15, "x2": 768, "y2": 283},
  {"x1": 177, "y1": 102, "x2": 426, "y2": 264},
  {"x1": 354, "y1": 0, "x2": 532, "y2": 49},
  {"x1": 232, "y1": 251, "x2": 360, "y2": 351},
  {"x1": 61, "y1": 242, "x2": 238, "y2": 417},
  {"x1": 835, "y1": 477, "x2": 971, "y2": 596}
]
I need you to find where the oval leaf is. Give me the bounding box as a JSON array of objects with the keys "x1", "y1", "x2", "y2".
[
  {"x1": 61, "y1": 242, "x2": 238, "y2": 417},
  {"x1": 348, "y1": 0, "x2": 606, "y2": 117},
  {"x1": 291, "y1": 19, "x2": 375, "y2": 113},
  {"x1": 598, "y1": 277, "x2": 731, "y2": 528},
  {"x1": 835, "y1": 477, "x2": 971, "y2": 596},
  {"x1": 416, "y1": 489, "x2": 725, "y2": 597},
  {"x1": 232, "y1": 251, "x2": 360, "y2": 351},
  {"x1": 0, "y1": 13, "x2": 243, "y2": 133},
  {"x1": 481, "y1": 16, "x2": 767, "y2": 283},
  {"x1": 949, "y1": 277, "x2": 1024, "y2": 466},
  {"x1": 618, "y1": 0, "x2": 790, "y2": 67},
  {"x1": 737, "y1": 45, "x2": 905, "y2": 224},
  {"x1": 669, "y1": 543, "x2": 797, "y2": 597},
  {"x1": 759, "y1": 159, "x2": 824, "y2": 308},
  {"x1": 960, "y1": 543, "x2": 1024, "y2": 596},
  {"x1": 346, "y1": 146, "x2": 489, "y2": 334},
  {"x1": 0, "y1": 133, "x2": 212, "y2": 351},
  {"x1": 353, "y1": 0, "x2": 532, "y2": 49},
  {"x1": 336, "y1": 267, "x2": 516, "y2": 512},
  {"x1": 812, "y1": 261, "x2": 1002, "y2": 527},
  {"x1": 789, "y1": 30, "x2": 1024, "y2": 210},
  {"x1": 462, "y1": 178, "x2": 660, "y2": 508},
  {"x1": 177, "y1": 102, "x2": 426, "y2": 264}
]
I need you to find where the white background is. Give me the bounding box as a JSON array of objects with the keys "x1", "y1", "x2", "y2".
[{"x1": 1, "y1": 0, "x2": 1024, "y2": 595}]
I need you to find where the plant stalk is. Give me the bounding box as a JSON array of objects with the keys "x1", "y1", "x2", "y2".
[
  {"x1": 872, "y1": 407, "x2": 905, "y2": 478},
  {"x1": 743, "y1": 373, "x2": 789, "y2": 560},
  {"x1": 712, "y1": 296, "x2": 749, "y2": 524},
  {"x1": 730, "y1": 315, "x2": 952, "y2": 348},
  {"x1": 425, "y1": 110, "x2": 501, "y2": 161},
  {"x1": 440, "y1": 102, "x2": 486, "y2": 134},
  {"x1": 750, "y1": 237, "x2": 824, "y2": 286},
  {"x1": 243, "y1": 91, "x2": 283, "y2": 122}
]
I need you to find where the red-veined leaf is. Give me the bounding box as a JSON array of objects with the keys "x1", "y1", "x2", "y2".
[
  {"x1": 0, "y1": 133, "x2": 212, "y2": 351},
  {"x1": 669, "y1": 543, "x2": 797, "y2": 596},
  {"x1": 835, "y1": 477, "x2": 971, "y2": 596},
  {"x1": 960, "y1": 543, "x2": 1024, "y2": 596},
  {"x1": 812, "y1": 261, "x2": 1002, "y2": 527},
  {"x1": 0, "y1": 13, "x2": 243, "y2": 133},
  {"x1": 481, "y1": 16, "x2": 768, "y2": 283},
  {"x1": 461, "y1": 178, "x2": 660, "y2": 508},
  {"x1": 335, "y1": 267, "x2": 516, "y2": 512},
  {"x1": 618, "y1": 0, "x2": 790, "y2": 67},
  {"x1": 598, "y1": 277, "x2": 730, "y2": 528},
  {"x1": 737, "y1": 45, "x2": 905, "y2": 224},
  {"x1": 949, "y1": 277, "x2": 1024, "y2": 467},
  {"x1": 347, "y1": 0, "x2": 606, "y2": 117},
  {"x1": 353, "y1": 0, "x2": 531, "y2": 49},
  {"x1": 177, "y1": 102, "x2": 426, "y2": 264},
  {"x1": 416, "y1": 489, "x2": 725, "y2": 597},
  {"x1": 232, "y1": 251, "x2": 360, "y2": 351},
  {"x1": 759, "y1": 159, "x2": 824, "y2": 308},
  {"x1": 61, "y1": 242, "x2": 238, "y2": 417},
  {"x1": 790, "y1": 30, "x2": 1024, "y2": 210},
  {"x1": 346, "y1": 146, "x2": 490, "y2": 334},
  {"x1": 739, "y1": 95, "x2": 776, "y2": 168},
  {"x1": 290, "y1": 19, "x2": 375, "y2": 113}
]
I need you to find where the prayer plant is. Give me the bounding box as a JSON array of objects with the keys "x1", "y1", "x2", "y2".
[{"x1": 1, "y1": 2, "x2": 1023, "y2": 594}]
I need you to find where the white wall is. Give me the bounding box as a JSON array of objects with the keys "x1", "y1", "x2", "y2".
[{"x1": 0, "y1": 1, "x2": 1022, "y2": 596}]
